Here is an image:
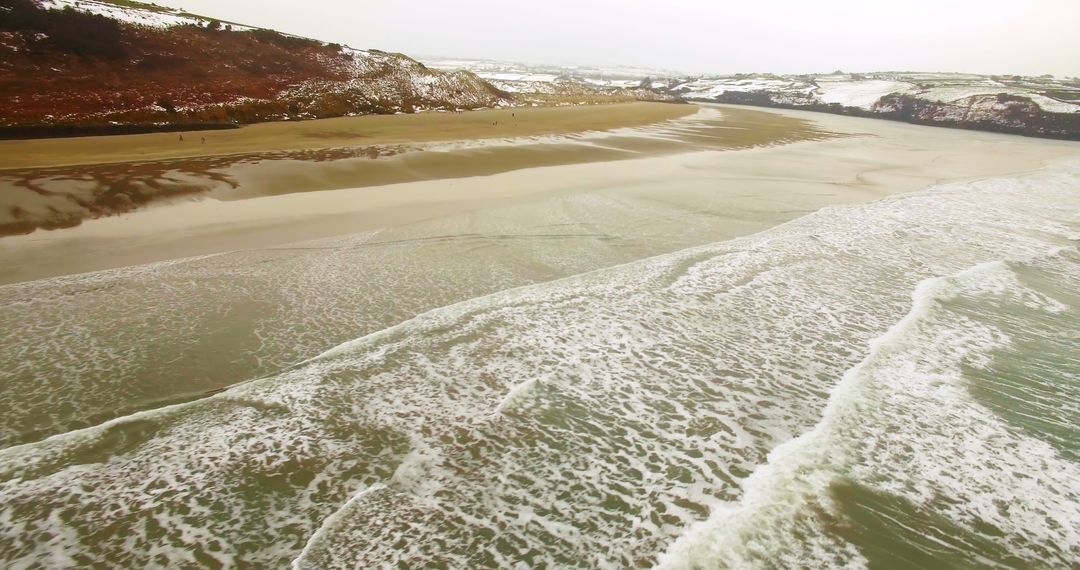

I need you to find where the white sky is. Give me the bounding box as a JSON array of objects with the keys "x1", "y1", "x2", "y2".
[{"x1": 158, "y1": 0, "x2": 1079, "y2": 76}]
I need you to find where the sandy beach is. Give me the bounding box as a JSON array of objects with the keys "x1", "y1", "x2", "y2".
[
  {"x1": 0, "y1": 103, "x2": 823, "y2": 239},
  {"x1": 1, "y1": 104, "x2": 1077, "y2": 284}
]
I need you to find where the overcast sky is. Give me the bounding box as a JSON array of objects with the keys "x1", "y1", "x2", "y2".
[{"x1": 158, "y1": 0, "x2": 1079, "y2": 77}]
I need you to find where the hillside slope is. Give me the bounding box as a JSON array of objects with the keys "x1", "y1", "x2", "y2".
[
  {"x1": 422, "y1": 58, "x2": 1080, "y2": 141},
  {"x1": 423, "y1": 57, "x2": 682, "y2": 106},
  {"x1": 661, "y1": 72, "x2": 1080, "y2": 140},
  {"x1": 0, "y1": 0, "x2": 515, "y2": 135}
]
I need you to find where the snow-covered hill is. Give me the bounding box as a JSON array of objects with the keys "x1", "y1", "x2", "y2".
[
  {"x1": 0, "y1": 1, "x2": 507, "y2": 133},
  {"x1": 417, "y1": 58, "x2": 1080, "y2": 139},
  {"x1": 661, "y1": 72, "x2": 1080, "y2": 139},
  {"x1": 664, "y1": 72, "x2": 1080, "y2": 114},
  {"x1": 0, "y1": 1, "x2": 679, "y2": 135},
  {"x1": 0, "y1": 1, "x2": 540, "y2": 134},
  {"x1": 36, "y1": 0, "x2": 251, "y2": 29},
  {"x1": 422, "y1": 57, "x2": 681, "y2": 104}
]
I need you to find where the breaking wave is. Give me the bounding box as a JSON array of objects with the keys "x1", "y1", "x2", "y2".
[{"x1": 1, "y1": 161, "x2": 1079, "y2": 567}]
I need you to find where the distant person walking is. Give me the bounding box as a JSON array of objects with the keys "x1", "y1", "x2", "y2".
[
  {"x1": 201, "y1": 137, "x2": 206, "y2": 144},
  {"x1": 178, "y1": 134, "x2": 184, "y2": 142}
]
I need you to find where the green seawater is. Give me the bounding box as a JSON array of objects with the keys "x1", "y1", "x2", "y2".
[{"x1": 1, "y1": 158, "x2": 1078, "y2": 568}]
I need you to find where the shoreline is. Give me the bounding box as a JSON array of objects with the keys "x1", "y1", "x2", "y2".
[
  {"x1": 0, "y1": 122, "x2": 240, "y2": 142},
  {"x1": 0, "y1": 105, "x2": 833, "y2": 238},
  {"x1": 1, "y1": 103, "x2": 1077, "y2": 446},
  {"x1": 2, "y1": 104, "x2": 1078, "y2": 285}
]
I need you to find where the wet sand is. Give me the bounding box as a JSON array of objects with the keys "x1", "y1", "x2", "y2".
[
  {"x1": 1, "y1": 105, "x2": 1078, "y2": 285},
  {"x1": 0, "y1": 102, "x2": 694, "y2": 170},
  {"x1": 0, "y1": 105, "x2": 830, "y2": 238}
]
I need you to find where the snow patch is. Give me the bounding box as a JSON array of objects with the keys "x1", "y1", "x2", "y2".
[{"x1": 38, "y1": 0, "x2": 252, "y2": 30}]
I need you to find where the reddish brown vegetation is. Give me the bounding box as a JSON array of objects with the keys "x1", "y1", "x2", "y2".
[
  {"x1": 0, "y1": 2, "x2": 664, "y2": 137},
  {"x1": 0, "y1": 3, "x2": 346, "y2": 127}
]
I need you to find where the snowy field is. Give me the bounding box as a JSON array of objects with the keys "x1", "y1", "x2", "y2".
[
  {"x1": 815, "y1": 79, "x2": 914, "y2": 109},
  {"x1": 39, "y1": 0, "x2": 252, "y2": 30},
  {"x1": 676, "y1": 73, "x2": 1080, "y2": 114}
]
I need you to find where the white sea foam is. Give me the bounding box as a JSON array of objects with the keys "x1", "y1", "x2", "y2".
[
  {"x1": 291, "y1": 483, "x2": 386, "y2": 570},
  {"x1": 0, "y1": 105, "x2": 761, "y2": 451},
  {"x1": 1, "y1": 162, "x2": 1078, "y2": 567},
  {"x1": 657, "y1": 258, "x2": 1080, "y2": 568}
]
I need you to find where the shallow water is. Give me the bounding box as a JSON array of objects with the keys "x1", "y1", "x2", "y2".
[
  {"x1": 0, "y1": 120, "x2": 870, "y2": 449},
  {"x1": 1, "y1": 159, "x2": 1079, "y2": 567},
  {"x1": 0, "y1": 105, "x2": 833, "y2": 238}
]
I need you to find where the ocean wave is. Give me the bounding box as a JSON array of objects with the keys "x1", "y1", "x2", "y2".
[
  {"x1": 656, "y1": 257, "x2": 1080, "y2": 569},
  {"x1": 1, "y1": 162, "x2": 1078, "y2": 567}
]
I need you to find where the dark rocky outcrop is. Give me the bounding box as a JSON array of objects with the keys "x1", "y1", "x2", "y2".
[{"x1": 692, "y1": 91, "x2": 1080, "y2": 141}]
